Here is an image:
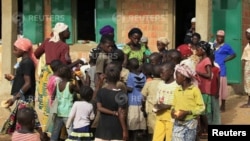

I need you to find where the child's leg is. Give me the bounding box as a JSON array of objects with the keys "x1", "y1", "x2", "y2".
[
  {"x1": 50, "y1": 116, "x2": 64, "y2": 141},
  {"x1": 164, "y1": 120, "x2": 174, "y2": 141},
  {"x1": 211, "y1": 96, "x2": 221, "y2": 124},
  {"x1": 152, "y1": 120, "x2": 165, "y2": 141}
]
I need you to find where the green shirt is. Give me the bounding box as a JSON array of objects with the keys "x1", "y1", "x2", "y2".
[{"x1": 122, "y1": 45, "x2": 146, "y2": 65}]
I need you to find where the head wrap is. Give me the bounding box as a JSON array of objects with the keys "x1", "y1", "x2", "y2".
[
  {"x1": 177, "y1": 44, "x2": 193, "y2": 58},
  {"x1": 157, "y1": 37, "x2": 169, "y2": 45},
  {"x1": 140, "y1": 36, "x2": 148, "y2": 43},
  {"x1": 99, "y1": 25, "x2": 114, "y2": 35},
  {"x1": 49, "y1": 22, "x2": 68, "y2": 42},
  {"x1": 198, "y1": 41, "x2": 211, "y2": 55},
  {"x1": 191, "y1": 17, "x2": 196, "y2": 23},
  {"x1": 246, "y1": 28, "x2": 250, "y2": 33},
  {"x1": 175, "y1": 63, "x2": 198, "y2": 86},
  {"x1": 216, "y1": 30, "x2": 225, "y2": 36},
  {"x1": 14, "y1": 37, "x2": 38, "y2": 67}
]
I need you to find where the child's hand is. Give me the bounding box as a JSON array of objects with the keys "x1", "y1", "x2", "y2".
[
  {"x1": 175, "y1": 110, "x2": 190, "y2": 121},
  {"x1": 4, "y1": 74, "x2": 14, "y2": 81}
]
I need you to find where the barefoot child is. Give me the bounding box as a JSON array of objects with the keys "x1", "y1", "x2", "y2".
[
  {"x1": 152, "y1": 62, "x2": 179, "y2": 141},
  {"x1": 171, "y1": 64, "x2": 205, "y2": 141},
  {"x1": 66, "y1": 86, "x2": 95, "y2": 141},
  {"x1": 12, "y1": 108, "x2": 41, "y2": 141}
]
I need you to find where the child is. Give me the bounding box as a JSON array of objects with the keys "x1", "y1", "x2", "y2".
[
  {"x1": 66, "y1": 86, "x2": 95, "y2": 141},
  {"x1": 142, "y1": 63, "x2": 153, "y2": 82},
  {"x1": 149, "y1": 52, "x2": 162, "y2": 65},
  {"x1": 141, "y1": 64, "x2": 163, "y2": 140},
  {"x1": 195, "y1": 41, "x2": 212, "y2": 138},
  {"x1": 157, "y1": 37, "x2": 169, "y2": 56},
  {"x1": 171, "y1": 64, "x2": 205, "y2": 141},
  {"x1": 208, "y1": 52, "x2": 221, "y2": 125},
  {"x1": 177, "y1": 44, "x2": 196, "y2": 73},
  {"x1": 164, "y1": 49, "x2": 182, "y2": 65},
  {"x1": 2, "y1": 38, "x2": 43, "y2": 138},
  {"x1": 94, "y1": 63, "x2": 128, "y2": 141},
  {"x1": 126, "y1": 58, "x2": 147, "y2": 141},
  {"x1": 152, "y1": 62, "x2": 179, "y2": 141},
  {"x1": 12, "y1": 108, "x2": 40, "y2": 141},
  {"x1": 50, "y1": 65, "x2": 77, "y2": 141},
  {"x1": 47, "y1": 59, "x2": 63, "y2": 106},
  {"x1": 140, "y1": 36, "x2": 152, "y2": 63}
]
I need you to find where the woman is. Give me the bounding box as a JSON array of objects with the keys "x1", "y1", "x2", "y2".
[{"x1": 34, "y1": 22, "x2": 84, "y2": 132}]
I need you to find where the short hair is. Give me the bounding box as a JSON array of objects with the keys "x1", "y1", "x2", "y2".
[
  {"x1": 79, "y1": 86, "x2": 94, "y2": 102},
  {"x1": 112, "y1": 49, "x2": 125, "y2": 63},
  {"x1": 149, "y1": 52, "x2": 163, "y2": 61},
  {"x1": 50, "y1": 59, "x2": 63, "y2": 73},
  {"x1": 128, "y1": 58, "x2": 139, "y2": 70},
  {"x1": 161, "y1": 62, "x2": 175, "y2": 73},
  {"x1": 128, "y1": 28, "x2": 143, "y2": 38},
  {"x1": 17, "y1": 107, "x2": 35, "y2": 127},
  {"x1": 105, "y1": 62, "x2": 121, "y2": 83},
  {"x1": 57, "y1": 65, "x2": 72, "y2": 80},
  {"x1": 152, "y1": 64, "x2": 162, "y2": 78},
  {"x1": 100, "y1": 34, "x2": 114, "y2": 44},
  {"x1": 167, "y1": 49, "x2": 182, "y2": 64},
  {"x1": 142, "y1": 63, "x2": 153, "y2": 76},
  {"x1": 192, "y1": 32, "x2": 201, "y2": 40}
]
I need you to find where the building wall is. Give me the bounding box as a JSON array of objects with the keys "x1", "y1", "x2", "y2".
[
  {"x1": 242, "y1": 0, "x2": 250, "y2": 46},
  {"x1": 117, "y1": 0, "x2": 172, "y2": 52}
]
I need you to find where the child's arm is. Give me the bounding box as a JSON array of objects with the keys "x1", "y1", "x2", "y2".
[
  {"x1": 118, "y1": 107, "x2": 128, "y2": 141},
  {"x1": 196, "y1": 65, "x2": 212, "y2": 79},
  {"x1": 89, "y1": 106, "x2": 95, "y2": 121},
  {"x1": 215, "y1": 70, "x2": 220, "y2": 99},
  {"x1": 97, "y1": 102, "x2": 118, "y2": 116},
  {"x1": 66, "y1": 103, "x2": 77, "y2": 129}
]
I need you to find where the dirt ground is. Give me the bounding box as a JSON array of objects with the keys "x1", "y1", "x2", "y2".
[{"x1": 0, "y1": 94, "x2": 249, "y2": 141}]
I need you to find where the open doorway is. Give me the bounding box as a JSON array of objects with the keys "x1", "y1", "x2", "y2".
[
  {"x1": 17, "y1": 0, "x2": 23, "y2": 36},
  {"x1": 76, "y1": 0, "x2": 95, "y2": 41},
  {"x1": 175, "y1": 0, "x2": 195, "y2": 48}
]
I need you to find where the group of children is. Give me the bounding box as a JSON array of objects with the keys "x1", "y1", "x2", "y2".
[{"x1": 2, "y1": 26, "x2": 236, "y2": 141}]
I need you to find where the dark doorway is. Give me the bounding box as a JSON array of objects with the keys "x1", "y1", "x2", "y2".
[
  {"x1": 175, "y1": 0, "x2": 195, "y2": 48},
  {"x1": 77, "y1": 0, "x2": 95, "y2": 41},
  {"x1": 18, "y1": 0, "x2": 23, "y2": 35}
]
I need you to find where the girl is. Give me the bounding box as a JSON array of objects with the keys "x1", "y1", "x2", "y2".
[
  {"x1": 1, "y1": 38, "x2": 43, "y2": 139},
  {"x1": 171, "y1": 64, "x2": 205, "y2": 141},
  {"x1": 50, "y1": 65, "x2": 77, "y2": 141},
  {"x1": 126, "y1": 58, "x2": 147, "y2": 141},
  {"x1": 195, "y1": 41, "x2": 212, "y2": 138},
  {"x1": 157, "y1": 37, "x2": 169, "y2": 56},
  {"x1": 94, "y1": 63, "x2": 128, "y2": 141},
  {"x1": 122, "y1": 28, "x2": 145, "y2": 67},
  {"x1": 66, "y1": 86, "x2": 95, "y2": 141}
]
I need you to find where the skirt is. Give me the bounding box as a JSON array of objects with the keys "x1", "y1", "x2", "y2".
[
  {"x1": 127, "y1": 105, "x2": 146, "y2": 130},
  {"x1": 244, "y1": 60, "x2": 250, "y2": 94},
  {"x1": 0, "y1": 99, "x2": 41, "y2": 134},
  {"x1": 202, "y1": 94, "x2": 212, "y2": 115},
  {"x1": 66, "y1": 125, "x2": 93, "y2": 141}
]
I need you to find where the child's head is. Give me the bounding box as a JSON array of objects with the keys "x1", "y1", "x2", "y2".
[
  {"x1": 57, "y1": 65, "x2": 72, "y2": 81},
  {"x1": 100, "y1": 34, "x2": 114, "y2": 53},
  {"x1": 160, "y1": 62, "x2": 175, "y2": 82},
  {"x1": 196, "y1": 41, "x2": 211, "y2": 57},
  {"x1": 128, "y1": 58, "x2": 139, "y2": 72},
  {"x1": 149, "y1": 52, "x2": 162, "y2": 65},
  {"x1": 175, "y1": 64, "x2": 197, "y2": 85},
  {"x1": 157, "y1": 37, "x2": 169, "y2": 52},
  {"x1": 140, "y1": 36, "x2": 148, "y2": 47},
  {"x1": 152, "y1": 64, "x2": 162, "y2": 78},
  {"x1": 79, "y1": 85, "x2": 94, "y2": 102},
  {"x1": 128, "y1": 28, "x2": 143, "y2": 46},
  {"x1": 112, "y1": 49, "x2": 124, "y2": 64},
  {"x1": 50, "y1": 59, "x2": 63, "y2": 73},
  {"x1": 17, "y1": 107, "x2": 35, "y2": 131},
  {"x1": 191, "y1": 33, "x2": 201, "y2": 45},
  {"x1": 105, "y1": 62, "x2": 122, "y2": 83},
  {"x1": 165, "y1": 49, "x2": 182, "y2": 65},
  {"x1": 142, "y1": 63, "x2": 153, "y2": 77}
]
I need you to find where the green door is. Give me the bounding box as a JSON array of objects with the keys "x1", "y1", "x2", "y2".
[
  {"x1": 95, "y1": 0, "x2": 117, "y2": 43},
  {"x1": 212, "y1": 0, "x2": 242, "y2": 83},
  {"x1": 22, "y1": 0, "x2": 44, "y2": 44}
]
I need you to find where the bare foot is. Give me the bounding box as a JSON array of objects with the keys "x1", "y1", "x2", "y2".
[{"x1": 240, "y1": 103, "x2": 250, "y2": 108}]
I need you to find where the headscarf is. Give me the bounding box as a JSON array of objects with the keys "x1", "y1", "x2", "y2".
[
  {"x1": 49, "y1": 22, "x2": 68, "y2": 42},
  {"x1": 99, "y1": 25, "x2": 114, "y2": 35},
  {"x1": 175, "y1": 63, "x2": 199, "y2": 86},
  {"x1": 14, "y1": 37, "x2": 38, "y2": 67},
  {"x1": 177, "y1": 44, "x2": 193, "y2": 58},
  {"x1": 191, "y1": 17, "x2": 196, "y2": 23},
  {"x1": 140, "y1": 36, "x2": 148, "y2": 43},
  {"x1": 157, "y1": 37, "x2": 169, "y2": 45},
  {"x1": 216, "y1": 30, "x2": 225, "y2": 36},
  {"x1": 197, "y1": 41, "x2": 211, "y2": 56},
  {"x1": 246, "y1": 28, "x2": 250, "y2": 33}
]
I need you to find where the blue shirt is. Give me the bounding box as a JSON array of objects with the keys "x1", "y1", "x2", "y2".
[
  {"x1": 214, "y1": 43, "x2": 235, "y2": 76},
  {"x1": 127, "y1": 72, "x2": 146, "y2": 106}
]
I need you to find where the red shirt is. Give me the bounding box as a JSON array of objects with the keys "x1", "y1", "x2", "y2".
[
  {"x1": 34, "y1": 38, "x2": 72, "y2": 65},
  {"x1": 211, "y1": 66, "x2": 220, "y2": 96},
  {"x1": 196, "y1": 57, "x2": 212, "y2": 94}
]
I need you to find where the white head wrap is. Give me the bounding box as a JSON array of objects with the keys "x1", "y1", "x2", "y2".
[
  {"x1": 191, "y1": 17, "x2": 196, "y2": 23},
  {"x1": 246, "y1": 28, "x2": 250, "y2": 33},
  {"x1": 49, "y1": 22, "x2": 68, "y2": 42}
]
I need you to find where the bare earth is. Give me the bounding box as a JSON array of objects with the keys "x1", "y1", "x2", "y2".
[{"x1": 0, "y1": 94, "x2": 249, "y2": 141}]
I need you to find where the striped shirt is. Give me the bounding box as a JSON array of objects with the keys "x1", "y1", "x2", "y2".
[{"x1": 12, "y1": 131, "x2": 40, "y2": 141}]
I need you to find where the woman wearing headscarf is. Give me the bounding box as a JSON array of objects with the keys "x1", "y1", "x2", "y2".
[
  {"x1": 34, "y1": 22, "x2": 84, "y2": 132},
  {"x1": 1, "y1": 38, "x2": 43, "y2": 140}
]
